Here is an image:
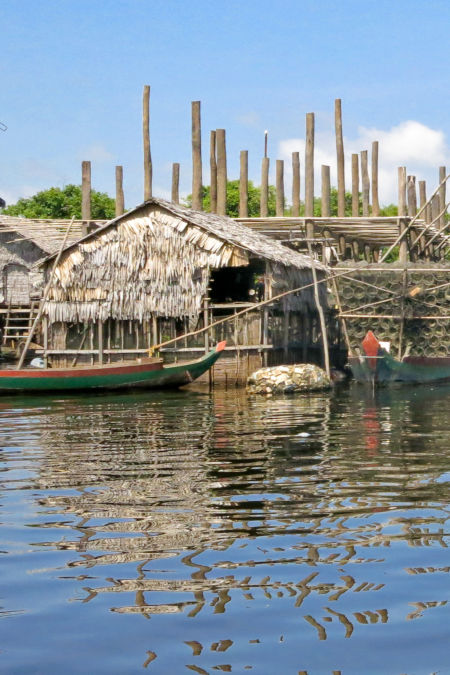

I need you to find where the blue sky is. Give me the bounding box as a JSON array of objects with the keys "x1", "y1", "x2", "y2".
[{"x1": 1, "y1": 0, "x2": 449, "y2": 209}]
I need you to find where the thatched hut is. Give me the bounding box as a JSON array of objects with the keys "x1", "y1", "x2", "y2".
[{"x1": 40, "y1": 199, "x2": 335, "y2": 380}]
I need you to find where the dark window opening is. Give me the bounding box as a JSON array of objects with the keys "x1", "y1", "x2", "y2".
[{"x1": 209, "y1": 260, "x2": 266, "y2": 304}]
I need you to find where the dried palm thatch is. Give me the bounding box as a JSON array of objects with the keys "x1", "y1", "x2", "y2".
[
  {"x1": 41, "y1": 199, "x2": 327, "y2": 324},
  {"x1": 0, "y1": 215, "x2": 96, "y2": 254}
]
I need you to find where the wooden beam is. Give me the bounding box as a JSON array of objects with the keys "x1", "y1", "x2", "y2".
[
  {"x1": 171, "y1": 163, "x2": 180, "y2": 204},
  {"x1": 335, "y1": 99, "x2": 345, "y2": 217},
  {"x1": 371, "y1": 141, "x2": 380, "y2": 215},
  {"x1": 191, "y1": 101, "x2": 202, "y2": 210},
  {"x1": 276, "y1": 159, "x2": 284, "y2": 216},
  {"x1": 239, "y1": 150, "x2": 248, "y2": 217},
  {"x1": 305, "y1": 112, "x2": 314, "y2": 218},
  {"x1": 115, "y1": 165, "x2": 124, "y2": 216},
  {"x1": 292, "y1": 151, "x2": 300, "y2": 216},
  {"x1": 210, "y1": 131, "x2": 217, "y2": 213},
  {"x1": 216, "y1": 129, "x2": 227, "y2": 216},
  {"x1": 321, "y1": 165, "x2": 331, "y2": 217},
  {"x1": 351, "y1": 153, "x2": 359, "y2": 216},
  {"x1": 143, "y1": 85, "x2": 152, "y2": 200}
]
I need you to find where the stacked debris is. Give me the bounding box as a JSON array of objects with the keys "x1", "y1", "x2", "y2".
[{"x1": 247, "y1": 364, "x2": 331, "y2": 395}]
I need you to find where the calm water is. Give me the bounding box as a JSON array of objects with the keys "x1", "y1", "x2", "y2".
[{"x1": 1, "y1": 383, "x2": 449, "y2": 675}]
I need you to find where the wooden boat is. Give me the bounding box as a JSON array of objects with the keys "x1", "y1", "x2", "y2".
[
  {"x1": 349, "y1": 331, "x2": 450, "y2": 385},
  {"x1": 0, "y1": 341, "x2": 226, "y2": 393}
]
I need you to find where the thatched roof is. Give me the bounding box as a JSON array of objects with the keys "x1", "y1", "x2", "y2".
[
  {"x1": 42, "y1": 198, "x2": 325, "y2": 272},
  {"x1": 0, "y1": 215, "x2": 103, "y2": 254},
  {"x1": 41, "y1": 199, "x2": 326, "y2": 323}
]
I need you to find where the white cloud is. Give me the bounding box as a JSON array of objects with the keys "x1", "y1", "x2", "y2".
[
  {"x1": 77, "y1": 144, "x2": 115, "y2": 163},
  {"x1": 278, "y1": 121, "x2": 449, "y2": 205}
]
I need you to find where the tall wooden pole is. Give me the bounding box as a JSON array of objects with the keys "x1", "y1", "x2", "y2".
[
  {"x1": 115, "y1": 165, "x2": 124, "y2": 217},
  {"x1": 321, "y1": 165, "x2": 330, "y2": 217},
  {"x1": 81, "y1": 160, "x2": 91, "y2": 236},
  {"x1": 305, "y1": 113, "x2": 315, "y2": 218},
  {"x1": 276, "y1": 159, "x2": 284, "y2": 216},
  {"x1": 371, "y1": 141, "x2": 380, "y2": 216},
  {"x1": 239, "y1": 150, "x2": 248, "y2": 217},
  {"x1": 351, "y1": 153, "x2": 359, "y2": 216},
  {"x1": 292, "y1": 151, "x2": 300, "y2": 216},
  {"x1": 419, "y1": 180, "x2": 427, "y2": 217},
  {"x1": 407, "y1": 175, "x2": 417, "y2": 216},
  {"x1": 210, "y1": 131, "x2": 217, "y2": 213},
  {"x1": 361, "y1": 150, "x2": 370, "y2": 216},
  {"x1": 439, "y1": 166, "x2": 446, "y2": 229},
  {"x1": 335, "y1": 99, "x2": 345, "y2": 217},
  {"x1": 260, "y1": 157, "x2": 269, "y2": 217},
  {"x1": 216, "y1": 129, "x2": 227, "y2": 216},
  {"x1": 191, "y1": 101, "x2": 202, "y2": 210},
  {"x1": 171, "y1": 163, "x2": 180, "y2": 204},
  {"x1": 398, "y1": 167, "x2": 407, "y2": 216},
  {"x1": 143, "y1": 85, "x2": 152, "y2": 201}
]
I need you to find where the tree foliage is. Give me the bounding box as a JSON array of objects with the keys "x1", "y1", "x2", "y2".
[
  {"x1": 3, "y1": 184, "x2": 116, "y2": 219},
  {"x1": 186, "y1": 180, "x2": 277, "y2": 217}
]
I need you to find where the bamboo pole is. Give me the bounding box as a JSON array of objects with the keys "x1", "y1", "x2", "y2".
[
  {"x1": 191, "y1": 101, "x2": 202, "y2": 210},
  {"x1": 276, "y1": 159, "x2": 284, "y2": 216},
  {"x1": 292, "y1": 151, "x2": 300, "y2": 216},
  {"x1": 335, "y1": 99, "x2": 345, "y2": 217},
  {"x1": 260, "y1": 156, "x2": 269, "y2": 217},
  {"x1": 371, "y1": 141, "x2": 380, "y2": 216},
  {"x1": 17, "y1": 217, "x2": 75, "y2": 369},
  {"x1": 361, "y1": 150, "x2": 370, "y2": 217},
  {"x1": 351, "y1": 153, "x2": 359, "y2": 217},
  {"x1": 239, "y1": 150, "x2": 248, "y2": 217},
  {"x1": 171, "y1": 163, "x2": 180, "y2": 203},
  {"x1": 143, "y1": 85, "x2": 152, "y2": 200},
  {"x1": 115, "y1": 165, "x2": 125, "y2": 217},
  {"x1": 321, "y1": 165, "x2": 331, "y2": 217},
  {"x1": 398, "y1": 167, "x2": 407, "y2": 216},
  {"x1": 216, "y1": 129, "x2": 227, "y2": 216},
  {"x1": 210, "y1": 131, "x2": 217, "y2": 213},
  {"x1": 81, "y1": 160, "x2": 91, "y2": 236}
]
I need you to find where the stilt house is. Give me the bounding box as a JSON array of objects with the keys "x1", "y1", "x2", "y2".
[{"x1": 39, "y1": 199, "x2": 335, "y2": 379}]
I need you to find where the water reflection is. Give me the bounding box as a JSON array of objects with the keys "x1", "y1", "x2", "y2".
[{"x1": 1, "y1": 385, "x2": 449, "y2": 673}]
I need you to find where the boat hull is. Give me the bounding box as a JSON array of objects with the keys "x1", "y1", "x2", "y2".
[
  {"x1": 0, "y1": 342, "x2": 226, "y2": 393},
  {"x1": 349, "y1": 331, "x2": 450, "y2": 385}
]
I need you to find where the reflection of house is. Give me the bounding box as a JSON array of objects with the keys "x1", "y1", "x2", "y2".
[{"x1": 39, "y1": 199, "x2": 336, "y2": 378}]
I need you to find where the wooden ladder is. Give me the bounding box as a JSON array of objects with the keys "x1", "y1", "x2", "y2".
[{"x1": 2, "y1": 303, "x2": 40, "y2": 348}]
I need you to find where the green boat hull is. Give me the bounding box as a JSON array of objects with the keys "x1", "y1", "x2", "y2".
[{"x1": 0, "y1": 342, "x2": 226, "y2": 393}]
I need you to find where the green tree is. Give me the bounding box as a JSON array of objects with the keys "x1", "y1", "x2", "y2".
[
  {"x1": 3, "y1": 184, "x2": 116, "y2": 219},
  {"x1": 186, "y1": 179, "x2": 277, "y2": 217}
]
